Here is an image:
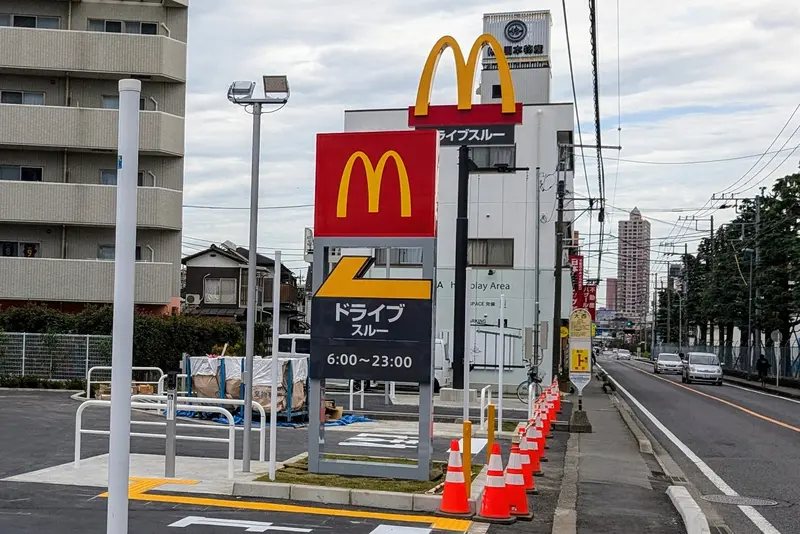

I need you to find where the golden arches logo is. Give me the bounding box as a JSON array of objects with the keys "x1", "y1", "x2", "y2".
[
  {"x1": 414, "y1": 33, "x2": 516, "y2": 117},
  {"x1": 336, "y1": 151, "x2": 411, "y2": 219}
]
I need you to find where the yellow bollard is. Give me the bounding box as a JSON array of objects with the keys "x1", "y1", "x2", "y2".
[
  {"x1": 462, "y1": 420, "x2": 472, "y2": 493},
  {"x1": 487, "y1": 404, "x2": 496, "y2": 464}
]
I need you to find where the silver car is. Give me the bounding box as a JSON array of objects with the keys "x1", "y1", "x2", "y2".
[
  {"x1": 681, "y1": 352, "x2": 723, "y2": 385},
  {"x1": 654, "y1": 353, "x2": 682, "y2": 374}
]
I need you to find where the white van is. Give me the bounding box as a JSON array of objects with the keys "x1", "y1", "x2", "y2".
[{"x1": 279, "y1": 333, "x2": 453, "y2": 393}]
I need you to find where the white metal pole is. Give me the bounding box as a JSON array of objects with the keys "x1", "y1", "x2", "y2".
[
  {"x1": 269, "y1": 251, "x2": 281, "y2": 480},
  {"x1": 385, "y1": 248, "x2": 391, "y2": 405},
  {"x1": 242, "y1": 102, "x2": 262, "y2": 472},
  {"x1": 106, "y1": 78, "x2": 141, "y2": 534},
  {"x1": 498, "y1": 294, "x2": 505, "y2": 434}
]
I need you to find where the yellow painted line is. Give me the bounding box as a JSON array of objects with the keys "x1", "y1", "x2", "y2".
[
  {"x1": 622, "y1": 362, "x2": 800, "y2": 434},
  {"x1": 315, "y1": 256, "x2": 432, "y2": 300},
  {"x1": 96, "y1": 477, "x2": 471, "y2": 532}
]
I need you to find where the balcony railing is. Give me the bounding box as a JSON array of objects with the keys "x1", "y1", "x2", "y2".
[
  {"x1": 0, "y1": 104, "x2": 184, "y2": 156},
  {"x1": 0, "y1": 27, "x2": 186, "y2": 82},
  {"x1": 0, "y1": 181, "x2": 182, "y2": 230},
  {"x1": 0, "y1": 257, "x2": 174, "y2": 305}
]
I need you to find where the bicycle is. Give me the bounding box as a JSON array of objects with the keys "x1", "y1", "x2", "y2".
[{"x1": 516, "y1": 367, "x2": 543, "y2": 404}]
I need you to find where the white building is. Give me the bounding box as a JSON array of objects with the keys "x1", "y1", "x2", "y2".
[{"x1": 327, "y1": 11, "x2": 575, "y2": 389}]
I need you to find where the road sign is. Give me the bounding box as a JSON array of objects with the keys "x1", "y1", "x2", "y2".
[
  {"x1": 310, "y1": 256, "x2": 433, "y2": 382},
  {"x1": 771, "y1": 330, "x2": 782, "y2": 344},
  {"x1": 168, "y1": 516, "x2": 312, "y2": 532},
  {"x1": 570, "y1": 373, "x2": 591, "y2": 391},
  {"x1": 560, "y1": 326, "x2": 569, "y2": 339}
]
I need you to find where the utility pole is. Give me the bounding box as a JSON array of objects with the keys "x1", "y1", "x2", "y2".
[
  {"x1": 753, "y1": 188, "x2": 763, "y2": 363},
  {"x1": 666, "y1": 263, "x2": 671, "y2": 344},
  {"x1": 551, "y1": 170, "x2": 566, "y2": 384},
  {"x1": 684, "y1": 243, "x2": 688, "y2": 349},
  {"x1": 709, "y1": 215, "x2": 714, "y2": 346},
  {"x1": 651, "y1": 273, "x2": 657, "y2": 355},
  {"x1": 452, "y1": 145, "x2": 470, "y2": 390},
  {"x1": 533, "y1": 167, "x2": 541, "y2": 373}
]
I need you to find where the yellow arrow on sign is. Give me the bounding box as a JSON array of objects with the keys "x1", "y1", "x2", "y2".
[{"x1": 315, "y1": 256, "x2": 432, "y2": 300}]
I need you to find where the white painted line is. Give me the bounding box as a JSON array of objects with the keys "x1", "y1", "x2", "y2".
[
  {"x1": 604, "y1": 372, "x2": 782, "y2": 534},
  {"x1": 723, "y1": 383, "x2": 800, "y2": 405},
  {"x1": 368, "y1": 526, "x2": 432, "y2": 534},
  {"x1": 168, "y1": 516, "x2": 312, "y2": 532},
  {"x1": 447, "y1": 438, "x2": 488, "y2": 456}
]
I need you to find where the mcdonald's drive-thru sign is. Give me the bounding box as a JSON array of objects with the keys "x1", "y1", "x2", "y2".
[
  {"x1": 314, "y1": 129, "x2": 439, "y2": 238},
  {"x1": 408, "y1": 33, "x2": 524, "y2": 128}
]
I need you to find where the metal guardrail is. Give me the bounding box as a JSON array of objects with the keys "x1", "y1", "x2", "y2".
[
  {"x1": 480, "y1": 385, "x2": 492, "y2": 431},
  {"x1": 85, "y1": 365, "x2": 164, "y2": 400},
  {"x1": 156, "y1": 373, "x2": 189, "y2": 396},
  {"x1": 74, "y1": 400, "x2": 236, "y2": 479},
  {"x1": 348, "y1": 380, "x2": 365, "y2": 412},
  {"x1": 132, "y1": 393, "x2": 267, "y2": 462}
]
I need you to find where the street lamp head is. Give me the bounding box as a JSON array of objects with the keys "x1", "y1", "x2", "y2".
[
  {"x1": 263, "y1": 75, "x2": 290, "y2": 96},
  {"x1": 227, "y1": 81, "x2": 256, "y2": 103}
]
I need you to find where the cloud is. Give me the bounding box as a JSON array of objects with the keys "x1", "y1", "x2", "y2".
[{"x1": 181, "y1": 0, "x2": 800, "y2": 294}]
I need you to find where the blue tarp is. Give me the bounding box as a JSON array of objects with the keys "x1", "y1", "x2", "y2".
[{"x1": 325, "y1": 414, "x2": 375, "y2": 426}]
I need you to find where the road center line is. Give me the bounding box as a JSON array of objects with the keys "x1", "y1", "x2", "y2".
[
  {"x1": 621, "y1": 362, "x2": 800, "y2": 434},
  {"x1": 600, "y1": 367, "x2": 782, "y2": 534}
]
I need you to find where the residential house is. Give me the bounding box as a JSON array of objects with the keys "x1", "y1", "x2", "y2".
[{"x1": 181, "y1": 244, "x2": 301, "y2": 333}]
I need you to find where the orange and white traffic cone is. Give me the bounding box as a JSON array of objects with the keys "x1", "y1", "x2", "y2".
[
  {"x1": 505, "y1": 444, "x2": 534, "y2": 520},
  {"x1": 517, "y1": 428, "x2": 535, "y2": 491},
  {"x1": 535, "y1": 412, "x2": 549, "y2": 458},
  {"x1": 439, "y1": 439, "x2": 473, "y2": 517},
  {"x1": 476, "y1": 444, "x2": 515, "y2": 524},
  {"x1": 525, "y1": 423, "x2": 543, "y2": 480}
]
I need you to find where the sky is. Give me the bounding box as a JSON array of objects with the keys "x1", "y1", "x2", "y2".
[{"x1": 181, "y1": 0, "x2": 800, "y2": 305}]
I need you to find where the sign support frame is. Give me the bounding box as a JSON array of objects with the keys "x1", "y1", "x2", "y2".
[{"x1": 309, "y1": 236, "x2": 436, "y2": 481}]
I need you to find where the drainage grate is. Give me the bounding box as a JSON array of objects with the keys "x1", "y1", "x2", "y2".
[
  {"x1": 670, "y1": 475, "x2": 688, "y2": 484},
  {"x1": 701, "y1": 495, "x2": 779, "y2": 507},
  {"x1": 712, "y1": 526, "x2": 734, "y2": 534}
]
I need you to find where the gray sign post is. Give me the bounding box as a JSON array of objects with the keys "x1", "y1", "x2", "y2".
[
  {"x1": 164, "y1": 371, "x2": 178, "y2": 478},
  {"x1": 308, "y1": 237, "x2": 436, "y2": 481}
]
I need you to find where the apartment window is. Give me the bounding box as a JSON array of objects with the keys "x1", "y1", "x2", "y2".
[
  {"x1": 89, "y1": 19, "x2": 158, "y2": 35},
  {"x1": 374, "y1": 247, "x2": 423, "y2": 266},
  {"x1": 100, "y1": 169, "x2": 145, "y2": 186},
  {"x1": 491, "y1": 84, "x2": 502, "y2": 99},
  {"x1": 0, "y1": 14, "x2": 59, "y2": 29},
  {"x1": 468, "y1": 146, "x2": 516, "y2": 172},
  {"x1": 97, "y1": 245, "x2": 142, "y2": 261},
  {"x1": 0, "y1": 241, "x2": 39, "y2": 257},
  {"x1": 204, "y1": 278, "x2": 238, "y2": 305},
  {"x1": 101, "y1": 95, "x2": 146, "y2": 110},
  {"x1": 278, "y1": 338, "x2": 293, "y2": 353},
  {"x1": 0, "y1": 165, "x2": 43, "y2": 182},
  {"x1": 467, "y1": 239, "x2": 514, "y2": 267},
  {"x1": 556, "y1": 131, "x2": 574, "y2": 172},
  {"x1": 0, "y1": 90, "x2": 45, "y2": 105},
  {"x1": 294, "y1": 338, "x2": 310, "y2": 354}
]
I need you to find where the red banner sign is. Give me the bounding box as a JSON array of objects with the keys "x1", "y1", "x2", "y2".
[{"x1": 582, "y1": 285, "x2": 598, "y2": 321}]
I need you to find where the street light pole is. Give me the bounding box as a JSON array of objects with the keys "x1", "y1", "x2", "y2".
[
  {"x1": 242, "y1": 101, "x2": 262, "y2": 473},
  {"x1": 227, "y1": 77, "x2": 290, "y2": 473}
]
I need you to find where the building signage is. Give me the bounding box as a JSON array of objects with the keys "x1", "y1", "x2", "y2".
[
  {"x1": 483, "y1": 12, "x2": 551, "y2": 69},
  {"x1": 430, "y1": 124, "x2": 516, "y2": 146},
  {"x1": 304, "y1": 227, "x2": 314, "y2": 263},
  {"x1": 310, "y1": 256, "x2": 433, "y2": 382},
  {"x1": 568, "y1": 308, "x2": 593, "y2": 394},
  {"x1": 408, "y1": 34, "x2": 523, "y2": 128},
  {"x1": 314, "y1": 130, "x2": 438, "y2": 238},
  {"x1": 570, "y1": 254, "x2": 584, "y2": 310}
]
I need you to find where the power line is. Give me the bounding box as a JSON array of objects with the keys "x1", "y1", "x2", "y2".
[
  {"x1": 582, "y1": 144, "x2": 800, "y2": 166},
  {"x1": 183, "y1": 202, "x2": 313, "y2": 211}
]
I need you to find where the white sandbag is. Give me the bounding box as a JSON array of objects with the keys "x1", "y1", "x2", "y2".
[
  {"x1": 189, "y1": 356, "x2": 219, "y2": 376},
  {"x1": 289, "y1": 356, "x2": 309, "y2": 382}
]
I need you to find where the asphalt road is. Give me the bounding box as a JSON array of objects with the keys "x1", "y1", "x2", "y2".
[{"x1": 600, "y1": 358, "x2": 800, "y2": 534}]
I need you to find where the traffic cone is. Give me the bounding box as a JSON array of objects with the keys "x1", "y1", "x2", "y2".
[
  {"x1": 535, "y1": 412, "x2": 549, "y2": 457},
  {"x1": 505, "y1": 444, "x2": 534, "y2": 520},
  {"x1": 517, "y1": 428, "x2": 535, "y2": 491},
  {"x1": 439, "y1": 439, "x2": 473, "y2": 518},
  {"x1": 476, "y1": 444, "x2": 515, "y2": 524},
  {"x1": 525, "y1": 424, "x2": 543, "y2": 480}
]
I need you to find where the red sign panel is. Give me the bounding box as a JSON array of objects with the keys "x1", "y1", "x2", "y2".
[
  {"x1": 314, "y1": 130, "x2": 438, "y2": 238},
  {"x1": 583, "y1": 285, "x2": 598, "y2": 321},
  {"x1": 569, "y1": 255, "x2": 584, "y2": 291},
  {"x1": 572, "y1": 287, "x2": 584, "y2": 310},
  {"x1": 408, "y1": 103, "x2": 523, "y2": 128}
]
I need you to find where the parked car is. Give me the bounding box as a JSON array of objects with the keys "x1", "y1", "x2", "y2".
[
  {"x1": 681, "y1": 352, "x2": 723, "y2": 385},
  {"x1": 653, "y1": 353, "x2": 682, "y2": 374}
]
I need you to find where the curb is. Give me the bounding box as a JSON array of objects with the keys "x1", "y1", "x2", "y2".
[
  {"x1": 667, "y1": 486, "x2": 711, "y2": 534},
  {"x1": 232, "y1": 463, "x2": 489, "y2": 514},
  {"x1": 611, "y1": 396, "x2": 653, "y2": 455},
  {"x1": 722, "y1": 376, "x2": 800, "y2": 400},
  {"x1": 0, "y1": 387, "x2": 84, "y2": 394}
]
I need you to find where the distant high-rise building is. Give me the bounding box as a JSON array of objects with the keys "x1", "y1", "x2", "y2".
[
  {"x1": 617, "y1": 208, "x2": 651, "y2": 320},
  {"x1": 605, "y1": 278, "x2": 617, "y2": 311}
]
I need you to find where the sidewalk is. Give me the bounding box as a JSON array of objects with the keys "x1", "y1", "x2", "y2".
[
  {"x1": 553, "y1": 377, "x2": 684, "y2": 534},
  {"x1": 722, "y1": 373, "x2": 800, "y2": 399}
]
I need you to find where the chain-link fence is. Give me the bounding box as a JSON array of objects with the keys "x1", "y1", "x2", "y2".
[
  {"x1": 651, "y1": 342, "x2": 800, "y2": 379},
  {"x1": 0, "y1": 332, "x2": 113, "y2": 381}
]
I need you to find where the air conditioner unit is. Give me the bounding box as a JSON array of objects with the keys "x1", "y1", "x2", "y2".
[{"x1": 185, "y1": 294, "x2": 201, "y2": 305}]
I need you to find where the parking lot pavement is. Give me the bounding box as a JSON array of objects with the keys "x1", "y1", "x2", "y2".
[{"x1": 0, "y1": 481, "x2": 467, "y2": 533}]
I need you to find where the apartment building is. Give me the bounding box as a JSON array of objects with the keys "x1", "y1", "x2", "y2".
[
  {"x1": 616, "y1": 208, "x2": 651, "y2": 320},
  {"x1": 0, "y1": 0, "x2": 188, "y2": 313}
]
